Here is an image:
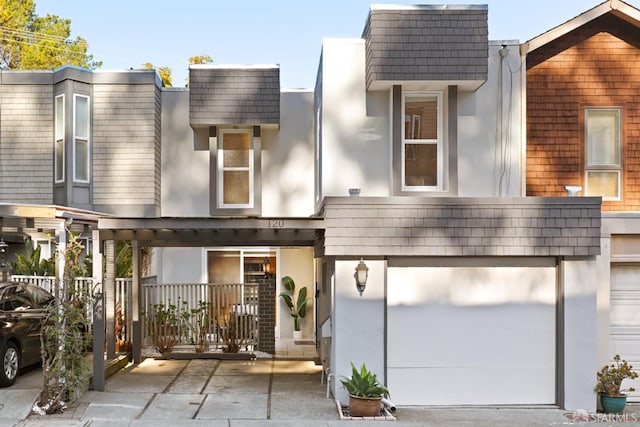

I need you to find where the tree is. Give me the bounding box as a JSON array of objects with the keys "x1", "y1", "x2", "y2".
[
  {"x1": 188, "y1": 55, "x2": 213, "y2": 65},
  {"x1": 0, "y1": 0, "x2": 100, "y2": 70},
  {"x1": 34, "y1": 229, "x2": 92, "y2": 415},
  {"x1": 142, "y1": 62, "x2": 172, "y2": 87},
  {"x1": 185, "y1": 54, "x2": 213, "y2": 86}
]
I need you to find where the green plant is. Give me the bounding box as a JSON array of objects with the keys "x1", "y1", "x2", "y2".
[
  {"x1": 595, "y1": 354, "x2": 639, "y2": 397},
  {"x1": 35, "y1": 228, "x2": 92, "y2": 415},
  {"x1": 12, "y1": 237, "x2": 55, "y2": 276},
  {"x1": 279, "y1": 276, "x2": 308, "y2": 331},
  {"x1": 146, "y1": 299, "x2": 189, "y2": 353},
  {"x1": 340, "y1": 363, "x2": 389, "y2": 398},
  {"x1": 188, "y1": 301, "x2": 211, "y2": 353}
]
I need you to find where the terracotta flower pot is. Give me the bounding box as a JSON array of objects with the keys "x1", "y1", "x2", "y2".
[{"x1": 349, "y1": 394, "x2": 382, "y2": 417}]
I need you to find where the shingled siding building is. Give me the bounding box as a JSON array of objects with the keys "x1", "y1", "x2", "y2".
[{"x1": 0, "y1": 3, "x2": 617, "y2": 412}]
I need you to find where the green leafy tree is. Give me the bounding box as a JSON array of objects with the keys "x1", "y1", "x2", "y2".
[{"x1": 0, "y1": 0, "x2": 100, "y2": 70}]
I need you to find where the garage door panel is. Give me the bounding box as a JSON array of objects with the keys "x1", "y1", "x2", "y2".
[
  {"x1": 387, "y1": 266, "x2": 556, "y2": 405},
  {"x1": 388, "y1": 304, "x2": 556, "y2": 367},
  {"x1": 388, "y1": 366, "x2": 555, "y2": 405},
  {"x1": 610, "y1": 265, "x2": 640, "y2": 402}
]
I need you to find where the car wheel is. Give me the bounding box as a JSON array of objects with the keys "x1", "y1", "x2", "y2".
[{"x1": 0, "y1": 342, "x2": 19, "y2": 386}]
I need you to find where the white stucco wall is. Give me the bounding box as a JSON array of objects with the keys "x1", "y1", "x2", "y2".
[
  {"x1": 332, "y1": 259, "x2": 385, "y2": 405},
  {"x1": 457, "y1": 41, "x2": 523, "y2": 197},
  {"x1": 562, "y1": 258, "x2": 598, "y2": 411},
  {"x1": 318, "y1": 39, "x2": 391, "y2": 199},
  {"x1": 158, "y1": 247, "x2": 204, "y2": 283},
  {"x1": 161, "y1": 89, "x2": 210, "y2": 217},
  {"x1": 262, "y1": 90, "x2": 315, "y2": 217},
  {"x1": 278, "y1": 247, "x2": 315, "y2": 339}
]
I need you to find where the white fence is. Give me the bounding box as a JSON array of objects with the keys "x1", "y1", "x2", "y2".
[
  {"x1": 13, "y1": 276, "x2": 259, "y2": 351},
  {"x1": 143, "y1": 283, "x2": 259, "y2": 351}
]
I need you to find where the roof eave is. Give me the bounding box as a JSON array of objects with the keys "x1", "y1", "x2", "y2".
[{"x1": 522, "y1": 0, "x2": 640, "y2": 55}]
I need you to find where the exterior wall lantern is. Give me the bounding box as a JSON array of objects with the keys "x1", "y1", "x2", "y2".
[
  {"x1": 263, "y1": 257, "x2": 271, "y2": 278},
  {"x1": 354, "y1": 258, "x2": 369, "y2": 296}
]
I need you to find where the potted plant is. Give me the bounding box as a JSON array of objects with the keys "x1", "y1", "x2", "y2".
[
  {"x1": 595, "y1": 354, "x2": 639, "y2": 414},
  {"x1": 340, "y1": 362, "x2": 389, "y2": 417},
  {"x1": 279, "y1": 276, "x2": 308, "y2": 340}
]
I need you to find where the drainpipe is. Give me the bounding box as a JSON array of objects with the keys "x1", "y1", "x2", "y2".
[{"x1": 381, "y1": 397, "x2": 396, "y2": 411}]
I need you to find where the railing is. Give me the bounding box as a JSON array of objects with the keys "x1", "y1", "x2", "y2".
[
  {"x1": 11, "y1": 276, "x2": 259, "y2": 352},
  {"x1": 142, "y1": 282, "x2": 259, "y2": 351},
  {"x1": 12, "y1": 275, "x2": 133, "y2": 342}
]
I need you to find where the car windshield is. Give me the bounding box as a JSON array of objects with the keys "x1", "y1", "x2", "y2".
[{"x1": 27, "y1": 285, "x2": 54, "y2": 308}]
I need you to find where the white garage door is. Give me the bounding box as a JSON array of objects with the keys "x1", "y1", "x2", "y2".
[
  {"x1": 387, "y1": 266, "x2": 556, "y2": 405},
  {"x1": 610, "y1": 265, "x2": 640, "y2": 402}
]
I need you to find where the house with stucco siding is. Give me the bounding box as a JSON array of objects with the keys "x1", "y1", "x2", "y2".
[{"x1": 2, "y1": 0, "x2": 635, "y2": 412}]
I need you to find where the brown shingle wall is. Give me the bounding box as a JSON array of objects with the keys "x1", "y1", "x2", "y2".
[
  {"x1": 322, "y1": 197, "x2": 601, "y2": 257},
  {"x1": 526, "y1": 15, "x2": 640, "y2": 211}
]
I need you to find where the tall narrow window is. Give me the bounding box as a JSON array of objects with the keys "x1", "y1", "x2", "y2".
[
  {"x1": 402, "y1": 92, "x2": 443, "y2": 191},
  {"x1": 54, "y1": 95, "x2": 65, "y2": 183},
  {"x1": 218, "y1": 130, "x2": 253, "y2": 208},
  {"x1": 585, "y1": 108, "x2": 621, "y2": 200},
  {"x1": 73, "y1": 94, "x2": 90, "y2": 183}
]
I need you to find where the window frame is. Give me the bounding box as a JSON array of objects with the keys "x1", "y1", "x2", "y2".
[
  {"x1": 73, "y1": 94, "x2": 91, "y2": 184},
  {"x1": 584, "y1": 107, "x2": 622, "y2": 201},
  {"x1": 401, "y1": 91, "x2": 444, "y2": 192},
  {"x1": 54, "y1": 94, "x2": 65, "y2": 184},
  {"x1": 217, "y1": 128, "x2": 254, "y2": 209}
]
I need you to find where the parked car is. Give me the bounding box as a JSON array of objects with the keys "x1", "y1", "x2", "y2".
[{"x1": 0, "y1": 282, "x2": 54, "y2": 386}]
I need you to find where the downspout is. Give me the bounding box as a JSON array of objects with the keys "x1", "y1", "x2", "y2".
[{"x1": 519, "y1": 43, "x2": 528, "y2": 197}]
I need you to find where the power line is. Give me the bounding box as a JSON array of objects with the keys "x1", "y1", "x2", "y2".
[{"x1": 0, "y1": 25, "x2": 70, "y2": 43}]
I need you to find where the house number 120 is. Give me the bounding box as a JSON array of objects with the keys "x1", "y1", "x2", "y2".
[{"x1": 269, "y1": 219, "x2": 285, "y2": 228}]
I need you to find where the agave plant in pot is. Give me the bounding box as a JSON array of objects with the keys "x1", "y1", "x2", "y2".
[
  {"x1": 279, "y1": 276, "x2": 308, "y2": 340},
  {"x1": 594, "y1": 354, "x2": 639, "y2": 414},
  {"x1": 340, "y1": 362, "x2": 389, "y2": 417}
]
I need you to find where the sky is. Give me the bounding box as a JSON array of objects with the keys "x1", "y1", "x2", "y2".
[{"x1": 34, "y1": 0, "x2": 640, "y2": 89}]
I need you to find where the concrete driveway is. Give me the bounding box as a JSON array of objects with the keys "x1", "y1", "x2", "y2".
[
  {"x1": 0, "y1": 364, "x2": 41, "y2": 425},
  {"x1": 6, "y1": 359, "x2": 640, "y2": 426}
]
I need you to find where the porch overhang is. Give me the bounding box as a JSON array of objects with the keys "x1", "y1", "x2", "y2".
[
  {"x1": 97, "y1": 217, "x2": 324, "y2": 247},
  {"x1": 0, "y1": 202, "x2": 108, "y2": 237}
]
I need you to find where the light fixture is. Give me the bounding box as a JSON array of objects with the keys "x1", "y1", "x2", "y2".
[
  {"x1": 263, "y1": 257, "x2": 271, "y2": 277},
  {"x1": 354, "y1": 258, "x2": 369, "y2": 296},
  {"x1": 0, "y1": 239, "x2": 7, "y2": 257}
]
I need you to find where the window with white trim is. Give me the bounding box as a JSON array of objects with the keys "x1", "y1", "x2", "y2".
[
  {"x1": 402, "y1": 92, "x2": 443, "y2": 191},
  {"x1": 217, "y1": 129, "x2": 254, "y2": 208},
  {"x1": 73, "y1": 94, "x2": 90, "y2": 183},
  {"x1": 54, "y1": 95, "x2": 65, "y2": 183},
  {"x1": 585, "y1": 108, "x2": 621, "y2": 200}
]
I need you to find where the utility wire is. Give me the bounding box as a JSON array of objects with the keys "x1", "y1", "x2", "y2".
[{"x1": 0, "y1": 25, "x2": 70, "y2": 43}]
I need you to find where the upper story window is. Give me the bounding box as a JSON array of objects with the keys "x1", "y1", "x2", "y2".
[
  {"x1": 54, "y1": 95, "x2": 65, "y2": 183},
  {"x1": 218, "y1": 129, "x2": 254, "y2": 208},
  {"x1": 402, "y1": 92, "x2": 444, "y2": 191},
  {"x1": 585, "y1": 108, "x2": 621, "y2": 200},
  {"x1": 73, "y1": 94, "x2": 90, "y2": 183}
]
